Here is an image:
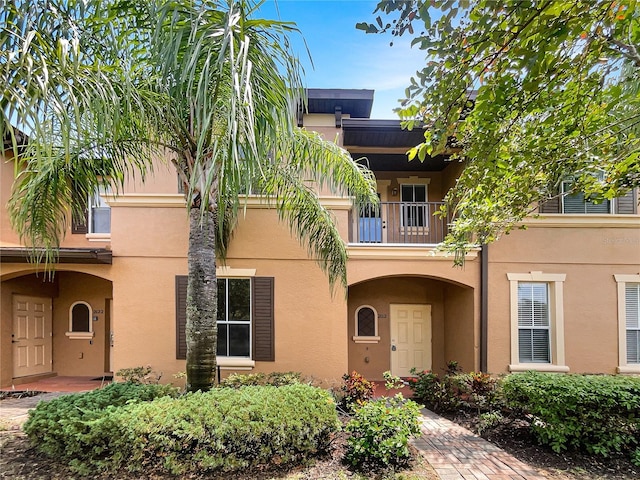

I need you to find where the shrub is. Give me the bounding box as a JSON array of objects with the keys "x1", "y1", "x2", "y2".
[
  {"x1": 382, "y1": 370, "x2": 406, "y2": 391},
  {"x1": 450, "y1": 371, "x2": 501, "y2": 412},
  {"x1": 219, "y1": 371, "x2": 304, "y2": 388},
  {"x1": 120, "y1": 384, "x2": 338, "y2": 475},
  {"x1": 503, "y1": 372, "x2": 640, "y2": 458},
  {"x1": 23, "y1": 382, "x2": 178, "y2": 463},
  {"x1": 476, "y1": 411, "x2": 504, "y2": 435},
  {"x1": 116, "y1": 365, "x2": 162, "y2": 384},
  {"x1": 345, "y1": 395, "x2": 422, "y2": 471},
  {"x1": 267, "y1": 371, "x2": 305, "y2": 386},
  {"x1": 340, "y1": 371, "x2": 376, "y2": 412},
  {"x1": 219, "y1": 372, "x2": 267, "y2": 387},
  {"x1": 28, "y1": 384, "x2": 339, "y2": 475},
  {"x1": 408, "y1": 366, "x2": 501, "y2": 414}
]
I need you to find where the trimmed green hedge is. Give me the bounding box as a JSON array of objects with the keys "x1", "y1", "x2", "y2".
[
  {"x1": 23, "y1": 382, "x2": 178, "y2": 462},
  {"x1": 25, "y1": 383, "x2": 339, "y2": 475},
  {"x1": 502, "y1": 372, "x2": 640, "y2": 457}
]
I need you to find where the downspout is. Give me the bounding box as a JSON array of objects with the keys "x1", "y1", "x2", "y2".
[{"x1": 480, "y1": 244, "x2": 488, "y2": 372}]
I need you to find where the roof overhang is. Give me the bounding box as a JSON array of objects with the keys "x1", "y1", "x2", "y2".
[
  {"x1": 305, "y1": 89, "x2": 374, "y2": 119},
  {"x1": 342, "y1": 119, "x2": 450, "y2": 171},
  {"x1": 0, "y1": 247, "x2": 112, "y2": 264}
]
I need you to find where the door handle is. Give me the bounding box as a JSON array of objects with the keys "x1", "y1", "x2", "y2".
[{"x1": 391, "y1": 345, "x2": 397, "y2": 351}]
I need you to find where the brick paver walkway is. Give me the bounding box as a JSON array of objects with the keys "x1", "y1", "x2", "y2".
[{"x1": 412, "y1": 409, "x2": 547, "y2": 480}]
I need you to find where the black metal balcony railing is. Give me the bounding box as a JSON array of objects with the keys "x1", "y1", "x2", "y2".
[{"x1": 351, "y1": 201, "x2": 449, "y2": 245}]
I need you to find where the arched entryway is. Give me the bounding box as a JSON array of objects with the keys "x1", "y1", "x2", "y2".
[
  {"x1": 1, "y1": 270, "x2": 113, "y2": 388},
  {"x1": 347, "y1": 275, "x2": 476, "y2": 380}
]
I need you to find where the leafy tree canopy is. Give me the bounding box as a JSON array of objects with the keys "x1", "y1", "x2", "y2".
[{"x1": 359, "y1": 0, "x2": 639, "y2": 259}]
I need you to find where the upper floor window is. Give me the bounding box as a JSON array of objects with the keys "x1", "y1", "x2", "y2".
[
  {"x1": 71, "y1": 184, "x2": 111, "y2": 235},
  {"x1": 89, "y1": 186, "x2": 111, "y2": 234},
  {"x1": 561, "y1": 180, "x2": 610, "y2": 214}
]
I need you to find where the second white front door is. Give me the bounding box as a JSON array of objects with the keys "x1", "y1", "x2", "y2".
[{"x1": 390, "y1": 304, "x2": 431, "y2": 377}]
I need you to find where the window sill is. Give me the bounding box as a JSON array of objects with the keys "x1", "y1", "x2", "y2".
[
  {"x1": 86, "y1": 233, "x2": 111, "y2": 242},
  {"x1": 217, "y1": 357, "x2": 255, "y2": 370},
  {"x1": 509, "y1": 364, "x2": 570, "y2": 373},
  {"x1": 617, "y1": 365, "x2": 640, "y2": 374},
  {"x1": 352, "y1": 336, "x2": 380, "y2": 344},
  {"x1": 65, "y1": 331, "x2": 95, "y2": 340}
]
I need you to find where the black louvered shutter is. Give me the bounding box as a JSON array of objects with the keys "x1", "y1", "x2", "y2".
[
  {"x1": 252, "y1": 277, "x2": 275, "y2": 361},
  {"x1": 175, "y1": 276, "x2": 188, "y2": 359},
  {"x1": 539, "y1": 188, "x2": 560, "y2": 214},
  {"x1": 71, "y1": 183, "x2": 88, "y2": 234}
]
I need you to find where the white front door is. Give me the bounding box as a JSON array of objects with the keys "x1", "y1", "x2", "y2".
[
  {"x1": 12, "y1": 295, "x2": 53, "y2": 378},
  {"x1": 390, "y1": 304, "x2": 431, "y2": 377}
]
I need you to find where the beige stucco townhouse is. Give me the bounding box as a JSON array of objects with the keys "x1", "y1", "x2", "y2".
[{"x1": 2, "y1": 89, "x2": 639, "y2": 389}]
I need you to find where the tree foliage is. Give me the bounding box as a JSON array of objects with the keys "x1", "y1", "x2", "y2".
[
  {"x1": 2, "y1": 0, "x2": 377, "y2": 391},
  {"x1": 359, "y1": 0, "x2": 640, "y2": 258}
]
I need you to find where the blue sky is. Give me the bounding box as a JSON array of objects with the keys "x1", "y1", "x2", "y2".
[{"x1": 257, "y1": 0, "x2": 427, "y2": 119}]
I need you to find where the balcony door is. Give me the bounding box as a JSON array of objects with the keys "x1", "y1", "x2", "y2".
[
  {"x1": 401, "y1": 184, "x2": 428, "y2": 227},
  {"x1": 358, "y1": 193, "x2": 382, "y2": 243}
]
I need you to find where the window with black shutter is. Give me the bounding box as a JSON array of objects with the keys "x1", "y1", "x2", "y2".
[{"x1": 176, "y1": 276, "x2": 274, "y2": 361}]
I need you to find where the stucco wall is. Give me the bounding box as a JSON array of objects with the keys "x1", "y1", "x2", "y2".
[
  {"x1": 443, "y1": 283, "x2": 477, "y2": 372},
  {"x1": 52, "y1": 272, "x2": 112, "y2": 376},
  {"x1": 487, "y1": 224, "x2": 640, "y2": 374}
]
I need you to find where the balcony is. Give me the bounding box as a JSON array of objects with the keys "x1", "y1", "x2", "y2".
[{"x1": 350, "y1": 202, "x2": 449, "y2": 245}]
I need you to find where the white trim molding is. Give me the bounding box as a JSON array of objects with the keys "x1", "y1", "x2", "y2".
[
  {"x1": 216, "y1": 267, "x2": 256, "y2": 278},
  {"x1": 107, "y1": 194, "x2": 354, "y2": 210},
  {"x1": 217, "y1": 357, "x2": 256, "y2": 370},
  {"x1": 507, "y1": 272, "x2": 568, "y2": 373},
  {"x1": 614, "y1": 274, "x2": 640, "y2": 374},
  {"x1": 522, "y1": 215, "x2": 640, "y2": 229}
]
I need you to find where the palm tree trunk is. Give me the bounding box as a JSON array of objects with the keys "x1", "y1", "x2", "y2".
[{"x1": 185, "y1": 204, "x2": 217, "y2": 392}]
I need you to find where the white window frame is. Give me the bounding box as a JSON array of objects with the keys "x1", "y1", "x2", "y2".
[
  {"x1": 615, "y1": 275, "x2": 640, "y2": 374},
  {"x1": 217, "y1": 277, "x2": 252, "y2": 360},
  {"x1": 87, "y1": 185, "x2": 112, "y2": 237},
  {"x1": 507, "y1": 272, "x2": 569, "y2": 372},
  {"x1": 397, "y1": 176, "x2": 431, "y2": 229},
  {"x1": 353, "y1": 305, "x2": 380, "y2": 344},
  {"x1": 65, "y1": 301, "x2": 95, "y2": 340}
]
